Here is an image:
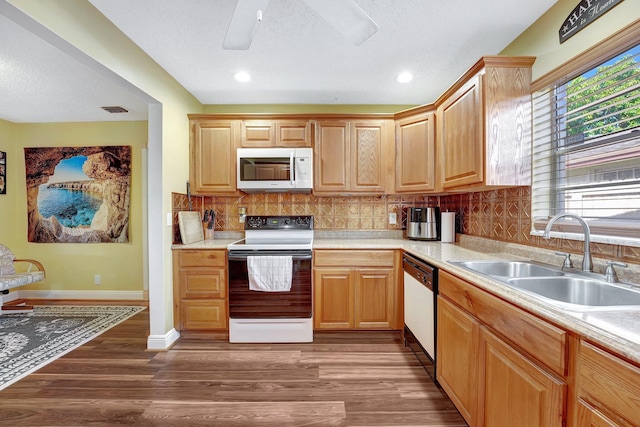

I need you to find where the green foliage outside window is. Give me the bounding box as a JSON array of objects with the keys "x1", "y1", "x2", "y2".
[{"x1": 565, "y1": 53, "x2": 640, "y2": 138}]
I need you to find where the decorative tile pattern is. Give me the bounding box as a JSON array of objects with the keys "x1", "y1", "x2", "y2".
[{"x1": 170, "y1": 187, "x2": 632, "y2": 264}]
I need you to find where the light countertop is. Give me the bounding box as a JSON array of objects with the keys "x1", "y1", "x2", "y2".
[{"x1": 173, "y1": 235, "x2": 640, "y2": 364}]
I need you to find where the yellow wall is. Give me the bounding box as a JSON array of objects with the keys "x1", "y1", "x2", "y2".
[
  {"x1": 10, "y1": 121, "x2": 147, "y2": 293},
  {"x1": 0, "y1": 119, "x2": 18, "y2": 248},
  {"x1": 501, "y1": 0, "x2": 640, "y2": 81},
  {"x1": 9, "y1": 0, "x2": 204, "y2": 334}
]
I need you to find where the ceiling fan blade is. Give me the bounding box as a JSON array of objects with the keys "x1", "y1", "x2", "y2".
[
  {"x1": 223, "y1": 0, "x2": 270, "y2": 50},
  {"x1": 302, "y1": 0, "x2": 379, "y2": 46}
]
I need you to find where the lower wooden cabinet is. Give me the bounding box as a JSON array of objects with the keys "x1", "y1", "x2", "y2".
[
  {"x1": 437, "y1": 270, "x2": 567, "y2": 427},
  {"x1": 576, "y1": 400, "x2": 619, "y2": 427},
  {"x1": 313, "y1": 250, "x2": 400, "y2": 330},
  {"x1": 173, "y1": 249, "x2": 228, "y2": 331},
  {"x1": 436, "y1": 296, "x2": 480, "y2": 425},
  {"x1": 575, "y1": 341, "x2": 640, "y2": 427},
  {"x1": 481, "y1": 327, "x2": 565, "y2": 427}
]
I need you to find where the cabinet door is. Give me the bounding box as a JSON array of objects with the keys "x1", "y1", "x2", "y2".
[
  {"x1": 276, "y1": 121, "x2": 312, "y2": 147},
  {"x1": 314, "y1": 121, "x2": 349, "y2": 192},
  {"x1": 395, "y1": 112, "x2": 436, "y2": 192},
  {"x1": 576, "y1": 341, "x2": 640, "y2": 427},
  {"x1": 350, "y1": 121, "x2": 387, "y2": 193},
  {"x1": 439, "y1": 74, "x2": 484, "y2": 189},
  {"x1": 480, "y1": 327, "x2": 565, "y2": 427},
  {"x1": 191, "y1": 120, "x2": 238, "y2": 194},
  {"x1": 241, "y1": 121, "x2": 275, "y2": 147},
  {"x1": 436, "y1": 296, "x2": 479, "y2": 426},
  {"x1": 179, "y1": 268, "x2": 226, "y2": 299},
  {"x1": 354, "y1": 268, "x2": 394, "y2": 329},
  {"x1": 576, "y1": 401, "x2": 619, "y2": 427},
  {"x1": 182, "y1": 300, "x2": 227, "y2": 330},
  {"x1": 314, "y1": 268, "x2": 354, "y2": 329}
]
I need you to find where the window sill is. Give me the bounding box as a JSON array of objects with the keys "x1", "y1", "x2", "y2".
[{"x1": 530, "y1": 230, "x2": 640, "y2": 248}]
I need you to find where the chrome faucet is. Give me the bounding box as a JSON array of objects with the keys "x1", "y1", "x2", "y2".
[{"x1": 543, "y1": 213, "x2": 593, "y2": 272}]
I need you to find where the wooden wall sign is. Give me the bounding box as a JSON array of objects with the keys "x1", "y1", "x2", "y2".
[{"x1": 559, "y1": 0, "x2": 625, "y2": 44}]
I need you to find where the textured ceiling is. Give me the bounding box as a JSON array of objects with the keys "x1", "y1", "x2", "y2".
[
  {"x1": 0, "y1": 9, "x2": 149, "y2": 123},
  {"x1": 1, "y1": 0, "x2": 558, "y2": 123}
]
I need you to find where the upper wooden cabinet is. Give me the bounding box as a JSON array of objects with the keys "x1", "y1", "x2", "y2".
[
  {"x1": 241, "y1": 120, "x2": 312, "y2": 147},
  {"x1": 190, "y1": 120, "x2": 239, "y2": 195},
  {"x1": 314, "y1": 119, "x2": 393, "y2": 194},
  {"x1": 436, "y1": 56, "x2": 535, "y2": 191},
  {"x1": 395, "y1": 111, "x2": 437, "y2": 193}
]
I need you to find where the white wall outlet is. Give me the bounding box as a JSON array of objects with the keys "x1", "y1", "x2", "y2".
[
  {"x1": 389, "y1": 212, "x2": 397, "y2": 225},
  {"x1": 94, "y1": 274, "x2": 101, "y2": 285}
]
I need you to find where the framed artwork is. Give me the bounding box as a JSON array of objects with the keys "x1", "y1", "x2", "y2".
[
  {"x1": 0, "y1": 151, "x2": 5, "y2": 195},
  {"x1": 23, "y1": 146, "x2": 131, "y2": 243}
]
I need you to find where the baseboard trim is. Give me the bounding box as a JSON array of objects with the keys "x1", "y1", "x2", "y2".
[
  {"x1": 147, "y1": 328, "x2": 180, "y2": 351},
  {"x1": 17, "y1": 289, "x2": 146, "y2": 301}
]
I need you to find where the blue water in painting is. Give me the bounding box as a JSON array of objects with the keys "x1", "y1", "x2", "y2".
[{"x1": 37, "y1": 185, "x2": 103, "y2": 228}]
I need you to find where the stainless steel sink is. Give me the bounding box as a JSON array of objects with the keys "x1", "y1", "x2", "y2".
[
  {"x1": 507, "y1": 277, "x2": 640, "y2": 310},
  {"x1": 448, "y1": 259, "x2": 640, "y2": 312},
  {"x1": 449, "y1": 260, "x2": 564, "y2": 278}
]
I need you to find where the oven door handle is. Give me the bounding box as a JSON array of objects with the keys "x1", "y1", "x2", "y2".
[{"x1": 228, "y1": 253, "x2": 313, "y2": 261}]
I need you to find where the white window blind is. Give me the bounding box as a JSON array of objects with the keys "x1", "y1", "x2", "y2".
[{"x1": 531, "y1": 44, "x2": 640, "y2": 243}]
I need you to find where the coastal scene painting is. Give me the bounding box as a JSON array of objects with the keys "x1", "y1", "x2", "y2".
[{"x1": 24, "y1": 146, "x2": 131, "y2": 243}]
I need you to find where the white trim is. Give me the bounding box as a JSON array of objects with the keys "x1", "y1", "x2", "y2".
[
  {"x1": 147, "y1": 328, "x2": 180, "y2": 350},
  {"x1": 16, "y1": 289, "x2": 147, "y2": 300},
  {"x1": 147, "y1": 104, "x2": 167, "y2": 346}
]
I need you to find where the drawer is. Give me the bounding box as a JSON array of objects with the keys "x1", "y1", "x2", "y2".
[
  {"x1": 181, "y1": 299, "x2": 227, "y2": 330},
  {"x1": 180, "y1": 268, "x2": 226, "y2": 298},
  {"x1": 314, "y1": 250, "x2": 395, "y2": 267},
  {"x1": 577, "y1": 340, "x2": 640, "y2": 426},
  {"x1": 439, "y1": 270, "x2": 568, "y2": 377},
  {"x1": 178, "y1": 250, "x2": 226, "y2": 267}
]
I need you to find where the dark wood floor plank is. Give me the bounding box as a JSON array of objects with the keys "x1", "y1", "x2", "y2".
[{"x1": 0, "y1": 307, "x2": 467, "y2": 426}]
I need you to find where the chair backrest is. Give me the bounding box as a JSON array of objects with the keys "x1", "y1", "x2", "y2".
[{"x1": 0, "y1": 244, "x2": 16, "y2": 276}]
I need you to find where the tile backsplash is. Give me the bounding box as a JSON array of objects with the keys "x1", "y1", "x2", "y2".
[
  {"x1": 172, "y1": 187, "x2": 637, "y2": 264},
  {"x1": 172, "y1": 192, "x2": 438, "y2": 242}
]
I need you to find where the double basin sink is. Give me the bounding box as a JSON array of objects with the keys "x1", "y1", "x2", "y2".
[{"x1": 448, "y1": 259, "x2": 640, "y2": 312}]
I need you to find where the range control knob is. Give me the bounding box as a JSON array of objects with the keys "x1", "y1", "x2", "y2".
[{"x1": 247, "y1": 217, "x2": 262, "y2": 228}]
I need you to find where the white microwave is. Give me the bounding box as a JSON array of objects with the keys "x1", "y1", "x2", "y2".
[{"x1": 237, "y1": 147, "x2": 313, "y2": 193}]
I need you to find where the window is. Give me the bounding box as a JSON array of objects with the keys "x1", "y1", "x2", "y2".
[{"x1": 531, "y1": 43, "x2": 640, "y2": 245}]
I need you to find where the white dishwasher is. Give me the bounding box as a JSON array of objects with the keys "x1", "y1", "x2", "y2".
[{"x1": 403, "y1": 253, "x2": 437, "y2": 380}]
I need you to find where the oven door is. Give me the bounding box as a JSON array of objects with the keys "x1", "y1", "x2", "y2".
[{"x1": 228, "y1": 250, "x2": 312, "y2": 319}]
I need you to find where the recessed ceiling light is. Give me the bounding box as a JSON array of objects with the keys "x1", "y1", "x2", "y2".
[
  {"x1": 234, "y1": 71, "x2": 251, "y2": 82},
  {"x1": 396, "y1": 72, "x2": 413, "y2": 83}
]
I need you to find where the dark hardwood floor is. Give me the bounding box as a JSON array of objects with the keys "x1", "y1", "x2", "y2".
[{"x1": 0, "y1": 309, "x2": 467, "y2": 426}]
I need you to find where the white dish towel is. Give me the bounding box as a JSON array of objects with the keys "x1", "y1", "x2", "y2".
[{"x1": 247, "y1": 256, "x2": 293, "y2": 292}]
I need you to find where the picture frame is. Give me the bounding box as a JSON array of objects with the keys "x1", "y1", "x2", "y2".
[{"x1": 0, "y1": 151, "x2": 5, "y2": 195}]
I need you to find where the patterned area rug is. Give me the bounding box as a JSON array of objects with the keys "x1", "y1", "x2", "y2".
[{"x1": 0, "y1": 305, "x2": 145, "y2": 390}]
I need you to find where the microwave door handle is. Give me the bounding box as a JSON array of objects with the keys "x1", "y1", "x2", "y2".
[{"x1": 290, "y1": 152, "x2": 295, "y2": 187}]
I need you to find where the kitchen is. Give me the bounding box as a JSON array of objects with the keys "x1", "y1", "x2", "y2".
[{"x1": 1, "y1": 0, "x2": 639, "y2": 425}]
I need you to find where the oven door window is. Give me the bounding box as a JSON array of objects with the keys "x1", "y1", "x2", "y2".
[
  {"x1": 239, "y1": 157, "x2": 291, "y2": 182},
  {"x1": 228, "y1": 256, "x2": 312, "y2": 319}
]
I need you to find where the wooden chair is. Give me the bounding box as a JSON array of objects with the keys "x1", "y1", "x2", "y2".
[{"x1": 0, "y1": 244, "x2": 46, "y2": 312}]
